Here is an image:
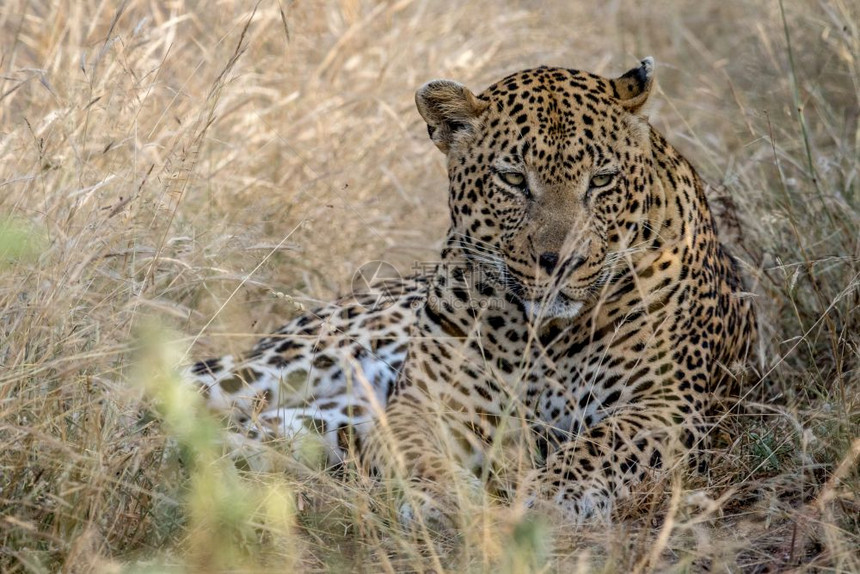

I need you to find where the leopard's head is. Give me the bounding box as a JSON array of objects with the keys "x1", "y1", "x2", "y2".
[{"x1": 416, "y1": 58, "x2": 661, "y2": 321}]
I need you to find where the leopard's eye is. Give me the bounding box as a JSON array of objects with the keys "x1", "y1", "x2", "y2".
[
  {"x1": 590, "y1": 173, "x2": 615, "y2": 188},
  {"x1": 499, "y1": 171, "x2": 526, "y2": 188}
]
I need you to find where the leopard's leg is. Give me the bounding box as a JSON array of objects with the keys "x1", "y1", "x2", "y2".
[
  {"x1": 371, "y1": 390, "x2": 492, "y2": 529},
  {"x1": 525, "y1": 399, "x2": 709, "y2": 523},
  {"x1": 367, "y1": 266, "x2": 530, "y2": 529}
]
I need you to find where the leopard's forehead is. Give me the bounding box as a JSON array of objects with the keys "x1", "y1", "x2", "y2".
[
  {"x1": 481, "y1": 66, "x2": 621, "y2": 117},
  {"x1": 477, "y1": 66, "x2": 635, "y2": 179}
]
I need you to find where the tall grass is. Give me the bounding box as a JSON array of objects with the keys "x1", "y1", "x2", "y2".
[{"x1": 0, "y1": 0, "x2": 856, "y2": 571}]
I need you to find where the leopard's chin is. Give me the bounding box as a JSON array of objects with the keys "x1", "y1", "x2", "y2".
[{"x1": 521, "y1": 296, "x2": 584, "y2": 323}]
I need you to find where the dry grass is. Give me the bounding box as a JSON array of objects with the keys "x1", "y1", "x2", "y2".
[{"x1": 1, "y1": 0, "x2": 857, "y2": 572}]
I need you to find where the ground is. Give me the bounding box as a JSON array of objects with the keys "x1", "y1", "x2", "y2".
[{"x1": 0, "y1": 0, "x2": 857, "y2": 572}]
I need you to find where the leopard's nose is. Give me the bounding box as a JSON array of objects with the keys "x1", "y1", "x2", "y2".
[{"x1": 539, "y1": 251, "x2": 559, "y2": 274}]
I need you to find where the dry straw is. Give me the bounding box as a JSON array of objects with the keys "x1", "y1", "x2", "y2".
[{"x1": 0, "y1": 0, "x2": 857, "y2": 571}]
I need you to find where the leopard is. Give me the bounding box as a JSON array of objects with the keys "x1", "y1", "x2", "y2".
[{"x1": 186, "y1": 57, "x2": 757, "y2": 525}]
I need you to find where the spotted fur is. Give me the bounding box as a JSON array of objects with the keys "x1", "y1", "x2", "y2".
[{"x1": 187, "y1": 58, "x2": 756, "y2": 523}]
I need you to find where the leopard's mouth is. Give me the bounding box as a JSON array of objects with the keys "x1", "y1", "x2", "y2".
[
  {"x1": 521, "y1": 293, "x2": 585, "y2": 322},
  {"x1": 503, "y1": 273, "x2": 586, "y2": 322}
]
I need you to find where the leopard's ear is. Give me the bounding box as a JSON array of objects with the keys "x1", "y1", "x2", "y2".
[
  {"x1": 612, "y1": 57, "x2": 655, "y2": 114},
  {"x1": 415, "y1": 80, "x2": 488, "y2": 154}
]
